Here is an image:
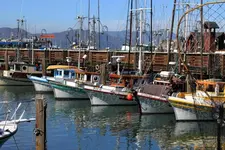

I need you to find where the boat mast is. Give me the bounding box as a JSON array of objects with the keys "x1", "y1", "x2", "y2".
[
  {"x1": 167, "y1": 0, "x2": 177, "y2": 70},
  {"x1": 128, "y1": 0, "x2": 133, "y2": 75},
  {"x1": 88, "y1": 0, "x2": 91, "y2": 49},
  {"x1": 138, "y1": 8, "x2": 143, "y2": 74},
  {"x1": 137, "y1": 1, "x2": 149, "y2": 75},
  {"x1": 98, "y1": 0, "x2": 100, "y2": 50},
  {"x1": 150, "y1": 0, "x2": 153, "y2": 71},
  {"x1": 200, "y1": 0, "x2": 204, "y2": 79},
  {"x1": 17, "y1": 19, "x2": 20, "y2": 63},
  {"x1": 125, "y1": 0, "x2": 131, "y2": 50},
  {"x1": 135, "y1": 0, "x2": 138, "y2": 47},
  {"x1": 77, "y1": 16, "x2": 85, "y2": 69},
  {"x1": 184, "y1": 4, "x2": 190, "y2": 51},
  {"x1": 31, "y1": 36, "x2": 34, "y2": 65}
]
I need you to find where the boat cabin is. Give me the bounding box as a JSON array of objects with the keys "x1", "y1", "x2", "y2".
[
  {"x1": 153, "y1": 71, "x2": 186, "y2": 92},
  {"x1": 73, "y1": 69, "x2": 101, "y2": 85},
  {"x1": 8, "y1": 62, "x2": 43, "y2": 73},
  {"x1": 3, "y1": 62, "x2": 51, "y2": 78},
  {"x1": 196, "y1": 79, "x2": 225, "y2": 93},
  {"x1": 53, "y1": 69, "x2": 75, "y2": 79},
  {"x1": 108, "y1": 73, "x2": 151, "y2": 88},
  {"x1": 153, "y1": 71, "x2": 174, "y2": 86},
  {"x1": 47, "y1": 65, "x2": 78, "y2": 80}
]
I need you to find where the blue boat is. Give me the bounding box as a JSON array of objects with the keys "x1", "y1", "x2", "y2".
[{"x1": 28, "y1": 65, "x2": 77, "y2": 93}]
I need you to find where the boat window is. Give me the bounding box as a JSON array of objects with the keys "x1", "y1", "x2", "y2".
[
  {"x1": 58, "y1": 71, "x2": 62, "y2": 76},
  {"x1": 197, "y1": 84, "x2": 204, "y2": 91},
  {"x1": 71, "y1": 72, "x2": 75, "y2": 78},
  {"x1": 64, "y1": 70, "x2": 69, "y2": 76},
  {"x1": 87, "y1": 75, "x2": 91, "y2": 81},
  {"x1": 15, "y1": 64, "x2": 20, "y2": 71},
  {"x1": 206, "y1": 85, "x2": 214, "y2": 92}
]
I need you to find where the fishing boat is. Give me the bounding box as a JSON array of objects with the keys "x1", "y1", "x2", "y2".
[
  {"x1": 135, "y1": 71, "x2": 186, "y2": 114},
  {"x1": 49, "y1": 69, "x2": 100, "y2": 100},
  {"x1": 168, "y1": 79, "x2": 225, "y2": 121},
  {"x1": 84, "y1": 73, "x2": 149, "y2": 106},
  {"x1": 0, "y1": 62, "x2": 49, "y2": 86},
  {"x1": 28, "y1": 65, "x2": 77, "y2": 93}
]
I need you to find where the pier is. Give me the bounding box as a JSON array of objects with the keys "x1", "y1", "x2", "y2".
[{"x1": 0, "y1": 48, "x2": 225, "y2": 78}]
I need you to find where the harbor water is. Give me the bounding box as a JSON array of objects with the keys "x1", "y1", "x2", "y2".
[{"x1": 0, "y1": 86, "x2": 223, "y2": 150}]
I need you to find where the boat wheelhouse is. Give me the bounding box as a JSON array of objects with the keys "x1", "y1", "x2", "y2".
[{"x1": 28, "y1": 65, "x2": 77, "y2": 93}]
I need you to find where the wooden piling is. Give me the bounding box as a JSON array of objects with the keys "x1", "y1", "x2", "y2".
[
  {"x1": 100, "y1": 64, "x2": 106, "y2": 85},
  {"x1": 4, "y1": 49, "x2": 8, "y2": 70},
  {"x1": 35, "y1": 97, "x2": 47, "y2": 150},
  {"x1": 42, "y1": 58, "x2": 46, "y2": 76}
]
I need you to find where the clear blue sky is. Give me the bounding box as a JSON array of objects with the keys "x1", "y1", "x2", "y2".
[{"x1": 1, "y1": 0, "x2": 173, "y2": 33}]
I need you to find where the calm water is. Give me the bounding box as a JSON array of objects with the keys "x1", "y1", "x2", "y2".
[{"x1": 0, "y1": 86, "x2": 223, "y2": 150}]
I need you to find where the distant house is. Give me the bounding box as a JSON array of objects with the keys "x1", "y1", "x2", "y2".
[{"x1": 186, "y1": 21, "x2": 225, "y2": 52}]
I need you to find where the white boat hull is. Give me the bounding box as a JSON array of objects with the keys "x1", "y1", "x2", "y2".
[
  {"x1": 172, "y1": 106, "x2": 215, "y2": 121},
  {"x1": 0, "y1": 77, "x2": 33, "y2": 86},
  {"x1": 138, "y1": 93, "x2": 173, "y2": 114},
  {"x1": 51, "y1": 82, "x2": 89, "y2": 100},
  {"x1": 32, "y1": 80, "x2": 52, "y2": 92},
  {"x1": 168, "y1": 94, "x2": 222, "y2": 121},
  {"x1": 85, "y1": 86, "x2": 137, "y2": 106}
]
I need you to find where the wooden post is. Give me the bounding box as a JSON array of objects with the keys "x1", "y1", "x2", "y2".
[
  {"x1": 4, "y1": 49, "x2": 8, "y2": 70},
  {"x1": 88, "y1": 51, "x2": 92, "y2": 66},
  {"x1": 133, "y1": 52, "x2": 137, "y2": 69},
  {"x1": 48, "y1": 50, "x2": 51, "y2": 65},
  {"x1": 100, "y1": 64, "x2": 106, "y2": 85},
  {"x1": 42, "y1": 58, "x2": 46, "y2": 76},
  {"x1": 35, "y1": 97, "x2": 47, "y2": 150}
]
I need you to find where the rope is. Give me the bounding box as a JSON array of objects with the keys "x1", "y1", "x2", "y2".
[{"x1": 12, "y1": 135, "x2": 20, "y2": 150}]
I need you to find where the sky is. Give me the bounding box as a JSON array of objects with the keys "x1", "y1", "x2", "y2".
[{"x1": 0, "y1": 0, "x2": 174, "y2": 33}]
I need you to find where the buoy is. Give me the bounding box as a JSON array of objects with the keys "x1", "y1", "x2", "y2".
[{"x1": 126, "y1": 93, "x2": 133, "y2": 101}]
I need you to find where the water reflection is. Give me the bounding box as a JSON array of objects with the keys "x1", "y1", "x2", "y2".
[
  {"x1": 0, "y1": 86, "x2": 35, "y2": 102},
  {"x1": 0, "y1": 88, "x2": 224, "y2": 149},
  {"x1": 42, "y1": 97, "x2": 225, "y2": 150},
  {"x1": 0, "y1": 86, "x2": 36, "y2": 150},
  {"x1": 136, "y1": 114, "x2": 176, "y2": 150},
  {"x1": 171, "y1": 122, "x2": 222, "y2": 149}
]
